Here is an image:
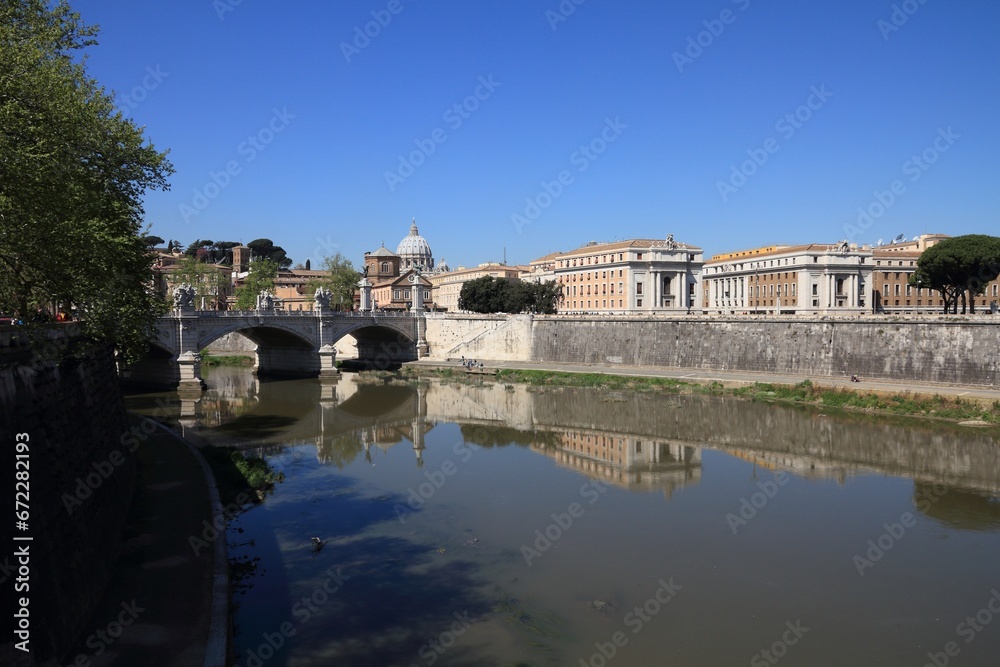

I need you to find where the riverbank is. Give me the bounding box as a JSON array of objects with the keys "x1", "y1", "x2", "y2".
[
  {"x1": 61, "y1": 415, "x2": 227, "y2": 667},
  {"x1": 404, "y1": 359, "x2": 1000, "y2": 427}
]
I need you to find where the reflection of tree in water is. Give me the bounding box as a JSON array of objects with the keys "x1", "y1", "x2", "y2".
[
  {"x1": 459, "y1": 423, "x2": 560, "y2": 449},
  {"x1": 914, "y1": 483, "x2": 1000, "y2": 531}
]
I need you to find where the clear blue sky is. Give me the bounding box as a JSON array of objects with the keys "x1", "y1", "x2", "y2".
[{"x1": 73, "y1": 0, "x2": 999, "y2": 268}]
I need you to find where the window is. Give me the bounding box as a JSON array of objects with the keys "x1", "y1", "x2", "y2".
[
  {"x1": 394, "y1": 290, "x2": 401, "y2": 299},
  {"x1": 610, "y1": 284, "x2": 615, "y2": 294},
  {"x1": 636, "y1": 282, "x2": 643, "y2": 295},
  {"x1": 905, "y1": 285, "x2": 912, "y2": 296},
  {"x1": 791, "y1": 284, "x2": 796, "y2": 296},
  {"x1": 619, "y1": 299, "x2": 622, "y2": 307},
  {"x1": 894, "y1": 284, "x2": 900, "y2": 296},
  {"x1": 619, "y1": 281, "x2": 623, "y2": 292},
  {"x1": 777, "y1": 284, "x2": 782, "y2": 296},
  {"x1": 811, "y1": 284, "x2": 818, "y2": 296},
  {"x1": 883, "y1": 284, "x2": 889, "y2": 296},
  {"x1": 637, "y1": 298, "x2": 643, "y2": 307},
  {"x1": 637, "y1": 253, "x2": 643, "y2": 260},
  {"x1": 381, "y1": 262, "x2": 389, "y2": 273}
]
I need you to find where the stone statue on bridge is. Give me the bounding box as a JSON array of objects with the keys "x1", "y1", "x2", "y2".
[
  {"x1": 172, "y1": 284, "x2": 196, "y2": 309},
  {"x1": 314, "y1": 287, "x2": 332, "y2": 310},
  {"x1": 256, "y1": 290, "x2": 275, "y2": 311}
]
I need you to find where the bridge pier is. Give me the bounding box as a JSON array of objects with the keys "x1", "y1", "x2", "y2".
[
  {"x1": 318, "y1": 344, "x2": 340, "y2": 378},
  {"x1": 177, "y1": 351, "x2": 204, "y2": 391}
]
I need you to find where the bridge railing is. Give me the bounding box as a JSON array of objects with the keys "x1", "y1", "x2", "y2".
[{"x1": 176, "y1": 309, "x2": 414, "y2": 318}]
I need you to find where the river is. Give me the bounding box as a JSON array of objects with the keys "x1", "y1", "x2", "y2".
[{"x1": 127, "y1": 368, "x2": 1000, "y2": 667}]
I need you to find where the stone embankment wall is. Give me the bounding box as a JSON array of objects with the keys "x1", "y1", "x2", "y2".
[
  {"x1": 424, "y1": 314, "x2": 532, "y2": 361},
  {"x1": 426, "y1": 314, "x2": 1000, "y2": 387},
  {"x1": 0, "y1": 327, "x2": 135, "y2": 666}
]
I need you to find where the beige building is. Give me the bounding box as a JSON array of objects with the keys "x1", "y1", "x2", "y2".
[
  {"x1": 702, "y1": 242, "x2": 872, "y2": 315},
  {"x1": 535, "y1": 236, "x2": 703, "y2": 314},
  {"x1": 703, "y1": 234, "x2": 1000, "y2": 315},
  {"x1": 871, "y1": 235, "x2": 999, "y2": 313},
  {"x1": 429, "y1": 263, "x2": 525, "y2": 312}
]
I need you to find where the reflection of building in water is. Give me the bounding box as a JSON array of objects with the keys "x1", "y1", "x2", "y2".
[
  {"x1": 533, "y1": 430, "x2": 701, "y2": 498},
  {"x1": 721, "y1": 448, "x2": 870, "y2": 485},
  {"x1": 317, "y1": 420, "x2": 435, "y2": 468}
]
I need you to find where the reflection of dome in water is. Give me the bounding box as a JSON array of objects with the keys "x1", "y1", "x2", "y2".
[{"x1": 396, "y1": 219, "x2": 433, "y2": 270}]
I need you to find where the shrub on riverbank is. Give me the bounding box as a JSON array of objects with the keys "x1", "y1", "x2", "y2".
[{"x1": 200, "y1": 445, "x2": 284, "y2": 505}]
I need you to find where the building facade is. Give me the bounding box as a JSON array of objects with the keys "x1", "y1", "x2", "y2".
[
  {"x1": 360, "y1": 222, "x2": 437, "y2": 311},
  {"x1": 535, "y1": 236, "x2": 703, "y2": 314},
  {"x1": 702, "y1": 242, "x2": 872, "y2": 315},
  {"x1": 872, "y1": 234, "x2": 1000, "y2": 313}
]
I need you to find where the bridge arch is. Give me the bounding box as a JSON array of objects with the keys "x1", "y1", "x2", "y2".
[
  {"x1": 197, "y1": 322, "x2": 315, "y2": 354},
  {"x1": 127, "y1": 340, "x2": 180, "y2": 388},
  {"x1": 201, "y1": 323, "x2": 318, "y2": 378},
  {"x1": 332, "y1": 323, "x2": 417, "y2": 367}
]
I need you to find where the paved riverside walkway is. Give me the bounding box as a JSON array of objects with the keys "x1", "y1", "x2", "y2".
[
  {"x1": 408, "y1": 358, "x2": 1000, "y2": 401},
  {"x1": 62, "y1": 416, "x2": 226, "y2": 667}
]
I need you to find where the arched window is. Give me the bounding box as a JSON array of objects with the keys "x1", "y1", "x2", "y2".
[{"x1": 381, "y1": 262, "x2": 389, "y2": 273}]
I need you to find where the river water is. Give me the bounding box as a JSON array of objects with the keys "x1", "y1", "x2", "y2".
[{"x1": 127, "y1": 368, "x2": 1000, "y2": 666}]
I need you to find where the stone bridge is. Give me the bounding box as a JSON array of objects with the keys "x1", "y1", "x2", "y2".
[{"x1": 133, "y1": 302, "x2": 424, "y2": 389}]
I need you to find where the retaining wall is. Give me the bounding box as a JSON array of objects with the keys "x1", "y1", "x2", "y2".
[
  {"x1": 0, "y1": 327, "x2": 135, "y2": 666},
  {"x1": 428, "y1": 315, "x2": 1000, "y2": 386}
]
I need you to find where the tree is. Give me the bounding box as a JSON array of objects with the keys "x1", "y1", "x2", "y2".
[
  {"x1": 459, "y1": 276, "x2": 506, "y2": 313},
  {"x1": 529, "y1": 280, "x2": 563, "y2": 314},
  {"x1": 247, "y1": 238, "x2": 292, "y2": 269},
  {"x1": 0, "y1": 0, "x2": 173, "y2": 362},
  {"x1": 909, "y1": 235, "x2": 1000, "y2": 314},
  {"x1": 233, "y1": 258, "x2": 278, "y2": 310},
  {"x1": 458, "y1": 277, "x2": 562, "y2": 314},
  {"x1": 184, "y1": 239, "x2": 214, "y2": 259},
  {"x1": 308, "y1": 252, "x2": 360, "y2": 310},
  {"x1": 140, "y1": 234, "x2": 164, "y2": 248}
]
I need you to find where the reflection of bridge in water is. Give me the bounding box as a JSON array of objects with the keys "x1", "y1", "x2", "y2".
[{"x1": 177, "y1": 373, "x2": 1000, "y2": 498}]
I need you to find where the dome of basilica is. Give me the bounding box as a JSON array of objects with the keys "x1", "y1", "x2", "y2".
[{"x1": 396, "y1": 219, "x2": 434, "y2": 270}]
